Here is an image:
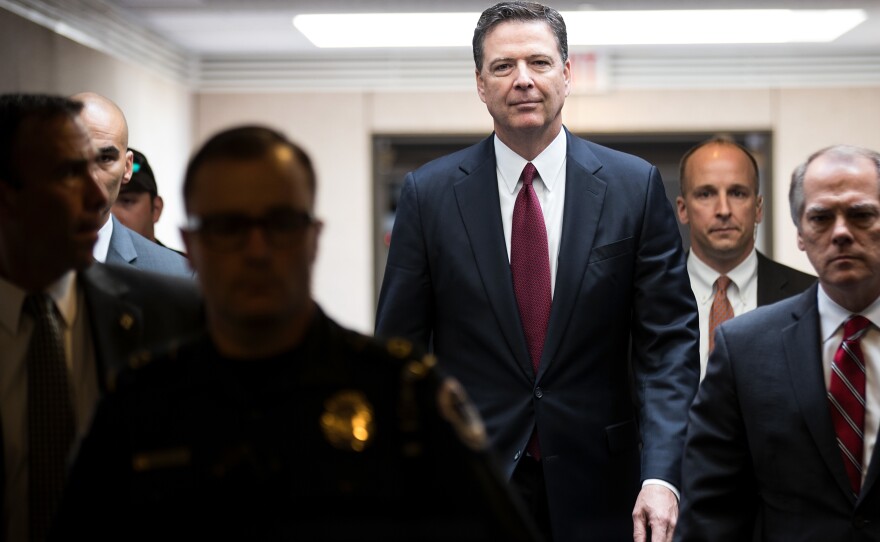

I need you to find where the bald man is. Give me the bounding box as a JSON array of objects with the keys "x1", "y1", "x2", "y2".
[{"x1": 71, "y1": 92, "x2": 190, "y2": 277}]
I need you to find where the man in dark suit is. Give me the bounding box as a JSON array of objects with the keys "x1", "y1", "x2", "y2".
[
  {"x1": 70, "y1": 92, "x2": 191, "y2": 277},
  {"x1": 51, "y1": 125, "x2": 540, "y2": 541},
  {"x1": 0, "y1": 93, "x2": 202, "y2": 542},
  {"x1": 375, "y1": 3, "x2": 700, "y2": 541},
  {"x1": 677, "y1": 145, "x2": 880, "y2": 541},
  {"x1": 676, "y1": 137, "x2": 815, "y2": 378}
]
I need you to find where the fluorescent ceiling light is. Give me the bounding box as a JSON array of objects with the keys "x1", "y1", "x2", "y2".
[
  {"x1": 294, "y1": 13, "x2": 476, "y2": 48},
  {"x1": 293, "y1": 9, "x2": 867, "y2": 48},
  {"x1": 566, "y1": 10, "x2": 867, "y2": 45}
]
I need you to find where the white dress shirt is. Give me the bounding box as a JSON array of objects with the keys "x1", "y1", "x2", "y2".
[
  {"x1": 93, "y1": 215, "x2": 113, "y2": 263},
  {"x1": 818, "y1": 287, "x2": 880, "y2": 484},
  {"x1": 494, "y1": 130, "x2": 567, "y2": 296},
  {"x1": 0, "y1": 272, "x2": 100, "y2": 541},
  {"x1": 687, "y1": 249, "x2": 759, "y2": 380}
]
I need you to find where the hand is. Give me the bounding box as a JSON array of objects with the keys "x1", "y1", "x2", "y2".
[{"x1": 632, "y1": 484, "x2": 678, "y2": 542}]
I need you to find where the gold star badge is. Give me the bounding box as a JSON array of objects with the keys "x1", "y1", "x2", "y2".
[{"x1": 320, "y1": 390, "x2": 376, "y2": 452}]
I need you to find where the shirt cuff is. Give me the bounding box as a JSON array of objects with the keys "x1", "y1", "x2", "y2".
[{"x1": 642, "y1": 479, "x2": 680, "y2": 501}]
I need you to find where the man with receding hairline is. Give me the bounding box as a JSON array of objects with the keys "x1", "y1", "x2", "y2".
[
  {"x1": 676, "y1": 137, "x2": 815, "y2": 378},
  {"x1": 71, "y1": 92, "x2": 190, "y2": 277},
  {"x1": 376, "y1": 2, "x2": 699, "y2": 540}
]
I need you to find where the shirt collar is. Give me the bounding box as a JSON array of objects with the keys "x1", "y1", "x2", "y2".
[
  {"x1": 687, "y1": 248, "x2": 758, "y2": 300},
  {"x1": 818, "y1": 286, "x2": 880, "y2": 342},
  {"x1": 0, "y1": 271, "x2": 78, "y2": 334},
  {"x1": 93, "y1": 215, "x2": 113, "y2": 263},
  {"x1": 494, "y1": 128, "x2": 567, "y2": 195}
]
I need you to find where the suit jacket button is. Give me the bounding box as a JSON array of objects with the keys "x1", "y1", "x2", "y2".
[
  {"x1": 534, "y1": 387, "x2": 543, "y2": 399},
  {"x1": 514, "y1": 450, "x2": 522, "y2": 461},
  {"x1": 853, "y1": 515, "x2": 869, "y2": 529}
]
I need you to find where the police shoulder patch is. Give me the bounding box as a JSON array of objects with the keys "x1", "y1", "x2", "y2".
[{"x1": 436, "y1": 378, "x2": 488, "y2": 452}]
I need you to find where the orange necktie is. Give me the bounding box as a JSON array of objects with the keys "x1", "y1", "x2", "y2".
[{"x1": 708, "y1": 276, "x2": 734, "y2": 353}]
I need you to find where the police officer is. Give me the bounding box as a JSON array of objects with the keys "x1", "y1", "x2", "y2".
[{"x1": 52, "y1": 126, "x2": 540, "y2": 541}]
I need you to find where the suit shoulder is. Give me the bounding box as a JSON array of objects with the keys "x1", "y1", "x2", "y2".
[
  {"x1": 757, "y1": 252, "x2": 816, "y2": 283},
  {"x1": 86, "y1": 264, "x2": 203, "y2": 332},
  {"x1": 409, "y1": 137, "x2": 494, "y2": 182},
  {"x1": 568, "y1": 136, "x2": 659, "y2": 195},
  {"x1": 93, "y1": 263, "x2": 198, "y2": 297},
  {"x1": 574, "y1": 136, "x2": 654, "y2": 173},
  {"x1": 724, "y1": 289, "x2": 808, "y2": 335},
  {"x1": 128, "y1": 230, "x2": 191, "y2": 276},
  {"x1": 582, "y1": 139, "x2": 651, "y2": 166}
]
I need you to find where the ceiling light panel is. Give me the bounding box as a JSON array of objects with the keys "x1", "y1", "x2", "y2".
[{"x1": 293, "y1": 9, "x2": 867, "y2": 48}]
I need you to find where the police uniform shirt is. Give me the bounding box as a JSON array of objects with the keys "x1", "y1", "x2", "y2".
[{"x1": 52, "y1": 306, "x2": 539, "y2": 541}]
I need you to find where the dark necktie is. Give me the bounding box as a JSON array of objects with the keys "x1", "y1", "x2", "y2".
[
  {"x1": 510, "y1": 162, "x2": 551, "y2": 461},
  {"x1": 25, "y1": 294, "x2": 76, "y2": 542},
  {"x1": 828, "y1": 315, "x2": 870, "y2": 497},
  {"x1": 708, "y1": 275, "x2": 734, "y2": 353}
]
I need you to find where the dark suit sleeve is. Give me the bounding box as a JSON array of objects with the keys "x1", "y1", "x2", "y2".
[
  {"x1": 630, "y1": 166, "x2": 701, "y2": 486},
  {"x1": 677, "y1": 325, "x2": 758, "y2": 541},
  {"x1": 375, "y1": 173, "x2": 434, "y2": 346},
  {"x1": 50, "y1": 393, "x2": 129, "y2": 540}
]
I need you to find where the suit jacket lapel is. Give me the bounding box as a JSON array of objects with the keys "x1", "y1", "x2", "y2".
[
  {"x1": 539, "y1": 131, "x2": 606, "y2": 377},
  {"x1": 453, "y1": 138, "x2": 533, "y2": 378},
  {"x1": 106, "y1": 215, "x2": 137, "y2": 265},
  {"x1": 783, "y1": 285, "x2": 855, "y2": 501},
  {"x1": 81, "y1": 264, "x2": 143, "y2": 391}
]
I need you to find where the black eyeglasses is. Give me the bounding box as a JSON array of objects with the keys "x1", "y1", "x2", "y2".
[{"x1": 184, "y1": 208, "x2": 316, "y2": 251}]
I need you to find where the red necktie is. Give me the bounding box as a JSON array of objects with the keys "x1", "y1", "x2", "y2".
[
  {"x1": 511, "y1": 162, "x2": 551, "y2": 460},
  {"x1": 829, "y1": 315, "x2": 870, "y2": 496},
  {"x1": 708, "y1": 276, "x2": 734, "y2": 353},
  {"x1": 511, "y1": 162, "x2": 551, "y2": 373}
]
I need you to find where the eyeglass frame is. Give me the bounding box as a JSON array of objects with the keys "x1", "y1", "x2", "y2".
[{"x1": 182, "y1": 207, "x2": 318, "y2": 252}]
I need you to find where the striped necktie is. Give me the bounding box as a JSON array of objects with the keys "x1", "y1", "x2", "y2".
[{"x1": 828, "y1": 315, "x2": 870, "y2": 497}]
